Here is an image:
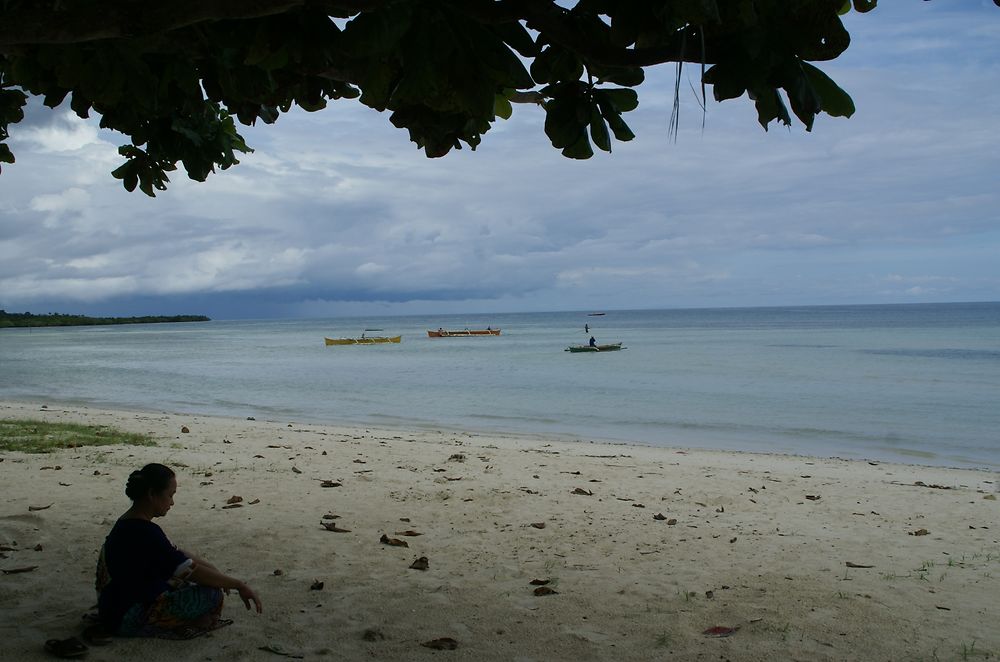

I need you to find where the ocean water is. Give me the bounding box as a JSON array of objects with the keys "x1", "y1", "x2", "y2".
[{"x1": 1, "y1": 303, "x2": 999, "y2": 470}]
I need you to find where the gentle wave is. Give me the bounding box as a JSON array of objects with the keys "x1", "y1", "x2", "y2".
[{"x1": 859, "y1": 348, "x2": 1000, "y2": 361}]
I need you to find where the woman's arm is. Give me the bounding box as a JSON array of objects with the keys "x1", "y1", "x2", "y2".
[
  {"x1": 187, "y1": 563, "x2": 263, "y2": 613},
  {"x1": 178, "y1": 549, "x2": 219, "y2": 573}
]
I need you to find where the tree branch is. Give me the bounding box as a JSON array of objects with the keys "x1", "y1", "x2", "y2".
[
  {"x1": 0, "y1": 0, "x2": 391, "y2": 46},
  {"x1": 443, "y1": 0, "x2": 722, "y2": 67}
]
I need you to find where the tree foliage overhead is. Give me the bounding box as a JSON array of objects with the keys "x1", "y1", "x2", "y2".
[{"x1": 0, "y1": 0, "x2": 894, "y2": 195}]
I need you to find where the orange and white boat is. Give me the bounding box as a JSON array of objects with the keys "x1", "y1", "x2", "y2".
[{"x1": 427, "y1": 328, "x2": 500, "y2": 338}]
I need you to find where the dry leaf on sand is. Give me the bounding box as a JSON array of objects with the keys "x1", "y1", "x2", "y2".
[
  {"x1": 421, "y1": 638, "x2": 458, "y2": 650},
  {"x1": 380, "y1": 534, "x2": 408, "y2": 547},
  {"x1": 702, "y1": 626, "x2": 738, "y2": 637},
  {"x1": 321, "y1": 521, "x2": 351, "y2": 533},
  {"x1": 1, "y1": 566, "x2": 39, "y2": 575}
]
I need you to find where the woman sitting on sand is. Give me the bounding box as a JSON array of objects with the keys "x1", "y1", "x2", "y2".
[{"x1": 95, "y1": 463, "x2": 262, "y2": 639}]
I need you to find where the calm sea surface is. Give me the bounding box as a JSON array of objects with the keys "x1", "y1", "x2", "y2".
[{"x1": 2, "y1": 303, "x2": 999, "y2": 469}]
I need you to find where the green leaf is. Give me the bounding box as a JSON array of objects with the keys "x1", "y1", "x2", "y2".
[
  {"x1": 595, "y1": 96, "x2": 635, "y2": 141},
  {"x1": 531, "y1": 46, "x2": 582, "y2": 84},
  {"x1": 171, "y1": 121, "x2": 203, "y2": 146},
  {"x1": 494, "y1": 93, "x2": 513, "y2": 120},
  {"x1": 340, "y1": 5, "x2": 413, "y2": 57},
  {"x1": 852, "y1": 0, "x2": 877, "y2": 13},
  {"x1": 458, "y1": 21, "x2": 534, "y2": 90},
  {"x1": 750, "y1": 87, "x2": 790, "y2": 130},
  {"x1": 530, "y1": 46, "x2": 557, "y2": 84},
  {"x1": 0, "y1": 142, "x2": 14, "y2": 164},
  {"x1": 589, "y1": 106, "x2": 611, "y2": 152},
  {"x1": 551, "y1": 49, "x2": 584, "y2": 82},
  {"x1": 543, "y1": 97, "x2": 584, "y2": 149},
  {"x1": 591, "y1": 65, "x2": 645, "y2": 87},
  {"x1": 801, "y1": 62, "x2": 855, "y2": 118},
  {"x1": 704, "y1": 63, "x2": 746, "y2": 102},
  {"x1": 258, "y1": 106, "x2": 280, "y2": 123},
  {"x1": 358, "y1": 61, "x2": 398, "y2": 111},
  {"x1": 605, "y1": 111, "x2": 635, "y2": 142},
  {"x1": 784, "y1": 67, "x2": 821, "y2": 131},
  {"x1": 297, "y1": 96, "x2": 328, "y2": 112},
  {"x1": 112, "y1": 162, "x2": 139, "y2": 192},
  {"x1": 609, "y1": 6, "x2": 641, "y2": 47},
  {"x1": 41, "y1": 89, "x2": 68, "y2": 109},
  {"x1": 491, "y1": 22, "x2": 538, "y2": 58},
  {"x1": 562, "y1": 132, "x2": 594, "y2": 159},
  {"x1": 598, "y1": 88, "x2": 638, "y2": 113},
  {"x1": 69, "y1": 92, "x2": 91, "y2": 119},
  {"x1": 0, "y1": 90, "x2": 27, "y2": 136}
]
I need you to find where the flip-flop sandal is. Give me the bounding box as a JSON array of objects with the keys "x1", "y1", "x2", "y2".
[
  {"x1": 44, "y1": 637, "x2": 88, "y2": 658},
  {"x1": 82, "y1": 625, "x2": 113, "y2": 646}
]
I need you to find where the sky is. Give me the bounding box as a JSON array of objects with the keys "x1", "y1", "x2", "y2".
[{"x1": 1, "y1": 2, "x2": 998, "y2": 320}]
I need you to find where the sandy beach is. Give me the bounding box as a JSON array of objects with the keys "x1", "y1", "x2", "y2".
[{"x1": 1, "y1": 400, "x2": 998, "y2": 661}]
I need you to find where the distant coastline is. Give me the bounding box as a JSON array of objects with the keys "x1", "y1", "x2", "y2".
[{"x1": 0, "y1": 310, "x2": 210, "y2": 328}]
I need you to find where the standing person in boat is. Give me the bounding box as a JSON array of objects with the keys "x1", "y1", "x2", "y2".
[
  {"x1": 589, "y1": 336, "x2": 597, "y2": 348},
  {"x1": 585, "y1": 324, "x2": 589, "y2": 333},
  {"x1": 95, "y1": 463, "x2": 262, "y2": 640}
]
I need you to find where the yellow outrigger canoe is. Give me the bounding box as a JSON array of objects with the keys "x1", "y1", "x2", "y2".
[{"x1": 324, "y1": 335, "x2": 401, "y2": 346}]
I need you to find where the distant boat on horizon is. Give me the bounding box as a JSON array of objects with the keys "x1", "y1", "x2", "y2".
[
  {"x1": 427, "y1": 328, "x2": 501, "y2": 338},
  {"x1": 587, "y1": 312, "x2": 606, "y2": 316},
  {"x1": 325, "y1": 335, "x2": 401, "y2": 345}
]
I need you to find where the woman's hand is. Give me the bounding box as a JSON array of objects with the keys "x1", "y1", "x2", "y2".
[
  {"x1": 237, "y1": 583, "x2": 263, "y2": 613},
  {"x1": 188, "y1": 564, "x2": 263, "y2": 613}
]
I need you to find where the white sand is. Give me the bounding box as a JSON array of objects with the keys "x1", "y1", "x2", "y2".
[{"x1": 2, "y1": 400, "x2": 998, "y2": 661}]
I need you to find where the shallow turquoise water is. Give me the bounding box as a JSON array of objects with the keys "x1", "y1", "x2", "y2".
[{"x1": 2, "y1": 303, "x2": 998, "y2": 469}]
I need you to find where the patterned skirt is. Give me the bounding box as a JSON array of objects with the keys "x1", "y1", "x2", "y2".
[{"x1": 119, "y1": 584, "x2": 229, "y2": 639}]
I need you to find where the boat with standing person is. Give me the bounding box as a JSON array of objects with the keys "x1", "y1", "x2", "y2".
[{"x1": 565, "y1": 342, "x2": 623, "y2": 353}]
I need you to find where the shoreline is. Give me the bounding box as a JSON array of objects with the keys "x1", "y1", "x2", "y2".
[
  {"x1": 2, "y1": 396, "x2": 995, "y2": 473},
  {"x1": 2, "y1": 399, "x2": 999, "y2": 660}
]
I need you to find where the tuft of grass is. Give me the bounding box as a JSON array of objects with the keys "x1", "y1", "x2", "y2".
[
  {"x1": 0, "y1": 418, "x2": 155, "y2": 453},
  {"x1": 960, "y1": 640, "x2": 979, "y2": 660}
]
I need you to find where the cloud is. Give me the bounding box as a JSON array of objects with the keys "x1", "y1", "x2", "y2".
[
  {"x1": 1, "y1": 5, "x2": 998, "y2": 317},
  {"x1": 17, "y1": 111, "x2": 102, "y2": 152},
  {"x1": 29, "y1": 186, "x2": 90, "y2": 213}
]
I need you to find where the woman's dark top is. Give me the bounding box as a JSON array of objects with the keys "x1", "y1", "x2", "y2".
[{"x1": 97, "y1": 518, "x2": 189, "y2": 629}]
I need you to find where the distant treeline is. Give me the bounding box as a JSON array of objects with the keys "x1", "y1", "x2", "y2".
[{"x1": 0, "y1": 310, "x2": 211, "y2": 328}]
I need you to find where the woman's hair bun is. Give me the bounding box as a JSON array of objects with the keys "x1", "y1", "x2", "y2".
[{"x1": 125, "y1": 463, "x2": 174, "y2": 501}]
